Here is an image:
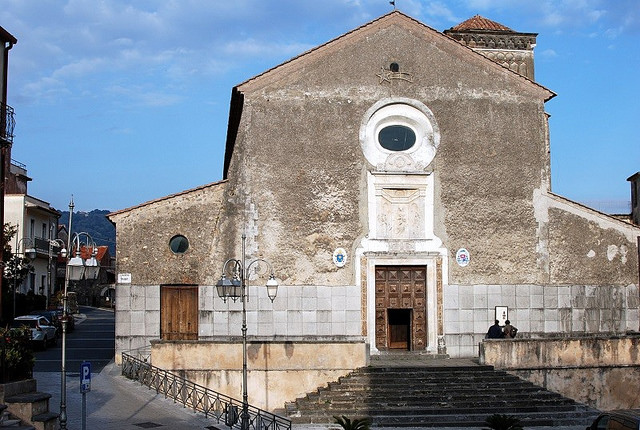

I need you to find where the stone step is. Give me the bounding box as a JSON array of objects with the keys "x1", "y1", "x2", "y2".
[
  {"x1": 351, "y1": 368, "x2": 513, "y2": 374},
  {"x1": 290, "y1": 400, "x2": 579, "y2": 412},
  {"x1": 282, "y1": 363, "x2": 598, "y2": 428},
  {"x1": 296, "y1": 391, "x2": 573, "y2": 403},
  {"x1": 290, "y1": 409, "x2": 598, "y2": 427},
  {"x1": 308, "y1": 381, "x2": 567, "y2": 395},
  {"x1": 31, "y1": 411, "x2": 59, "y2": 430},
  {"x1": 0, "y1": 408, "x2": 34, "y2": 430},
  {"x1": 321, "y1": 382, "x2": 558, "y2": 393}
]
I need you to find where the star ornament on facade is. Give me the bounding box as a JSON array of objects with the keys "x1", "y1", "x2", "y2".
[{"x1": 377, "y1": 68, "x2": 414, "y2": 84}]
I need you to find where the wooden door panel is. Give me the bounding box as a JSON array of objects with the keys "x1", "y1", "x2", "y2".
[
  {"x1": 161, "y1": 286, "x2": 198, "y2": 341},
  {"x1": 375, "y1": 266, "x2": 427, "y2": 351}
]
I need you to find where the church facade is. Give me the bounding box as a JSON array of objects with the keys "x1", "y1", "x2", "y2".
[{"x1": 109, "y1": 11, "x2": 639, "y2": 407}]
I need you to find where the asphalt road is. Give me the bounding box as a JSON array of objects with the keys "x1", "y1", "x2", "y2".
[{"x1": 33, "y1": 306, "x2": 115, "y2": 374}]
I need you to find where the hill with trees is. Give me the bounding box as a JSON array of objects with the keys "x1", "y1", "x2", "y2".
[{"x1": 58, "y1": 210, "x2": 115, "y2": 255}]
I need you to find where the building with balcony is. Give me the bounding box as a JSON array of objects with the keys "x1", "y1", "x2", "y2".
[{"x1": 4, "y1": 160, "x2": 62, "y2": 304}]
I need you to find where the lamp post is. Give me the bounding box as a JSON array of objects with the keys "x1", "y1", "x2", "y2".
[
  {"x1": 10, "y1": 236, "x2": 37, "y2": 318},
  {"x1": 59, "y1": 197, "x2": 100, "y2": 430},
  {"x1": 46, "y1": 238, "x2": 67, "y2": 310},
  {"x1": 215, "y1": 234, "x2": 278, "y2": 430}
]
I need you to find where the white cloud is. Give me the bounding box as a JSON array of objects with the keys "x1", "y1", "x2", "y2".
[
  {"x1": 107, "y1": 85, "x2": 183, "y2": 108},
  {"x1": 222, "y1": 39, "x2": 314, "y2": 60},
  {"x1": 540, "y1": 49, "x2": 558, "y2": 58},
  {"x1": 52, "y1": 58, "x2": 107, "y2": 80}
]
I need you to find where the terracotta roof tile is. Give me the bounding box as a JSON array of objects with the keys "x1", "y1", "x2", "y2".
[
  {"x1": 77, "y1": 245, "x2": 108, "y2": 260},
  {"x1": 449, "y1": 15, "x2": 513, "y2": 32}
]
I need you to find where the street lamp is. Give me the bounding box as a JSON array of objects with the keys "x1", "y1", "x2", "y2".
[
  {"x1": 46, "y1": 239, "x2": 67, "y2": 310},
  {"x1": 215, "y1": 233, "x2": 279, "y2": 430},
  {"x1": 59, "y1": 197, "x2": 100, "y2": 430}
]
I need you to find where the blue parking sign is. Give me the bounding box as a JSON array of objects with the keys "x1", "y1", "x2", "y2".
[{"x1": 80, "y1": 361, "x2": 91, "y2": 393}]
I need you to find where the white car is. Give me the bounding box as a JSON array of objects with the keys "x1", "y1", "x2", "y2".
[{"x1": 11, "y1": 315, "x2": 58, "y2": 349}]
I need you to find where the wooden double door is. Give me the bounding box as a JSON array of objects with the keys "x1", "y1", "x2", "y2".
[
  {"x1": 160, "y1": 285, "x2": 198, "y2": 340},
  {"x1": 375, "y1": 266, "x2": 427, "y2": 351}
]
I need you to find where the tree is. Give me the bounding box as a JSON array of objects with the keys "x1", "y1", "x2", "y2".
[
  {"x1": 1, "y1": 223, "x2": 34, "y2": 320},
  {"x1": 4, "y1": 255, "x2": 34, "y2": 287}
]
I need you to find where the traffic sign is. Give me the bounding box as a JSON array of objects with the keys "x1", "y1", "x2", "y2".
[{"x1": 80, "y1": 361, "x2": 91, "y2": 393}]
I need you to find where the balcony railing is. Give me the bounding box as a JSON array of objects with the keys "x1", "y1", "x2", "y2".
[
  {"x1": 33, "y1": 238, "x2": 64, "y2": 256},
  {"x1": 0, "y1": 103, "x2": 15, "y2": 145},
  {"x1": 122, "y1": 352, "x2": 292, "y2": 430}
]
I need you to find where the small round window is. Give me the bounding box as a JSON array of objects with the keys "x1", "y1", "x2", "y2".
[
  {"x1": 378, "y1": 125, "x2": 416, "y2": 151},
  {"x1": 169, "y1": 235, "x2": 189, "y2": 254}
]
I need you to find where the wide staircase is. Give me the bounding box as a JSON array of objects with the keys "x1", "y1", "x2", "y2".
[{"x1": 280, "y1": 356, "x2": 600, "y2": 428}]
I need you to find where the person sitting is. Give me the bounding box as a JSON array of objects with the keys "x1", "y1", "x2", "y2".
[
  {"x1": 503, "y1": 320, "x2": 516, "y2": 338},
  {"x1": 486, "y1": 320, "x2": 504, "y2": 339}
]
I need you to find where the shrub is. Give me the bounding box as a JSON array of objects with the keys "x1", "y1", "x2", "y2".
[
  {"x1": 333, "y1": 415, "x2": 371, "y2": 430},
  {"x1": 0, "y1": 326, "x2": 35, "y2": 382},
  {"x1": 483, "y1": 414, "x2": 524, "y2": 430}
]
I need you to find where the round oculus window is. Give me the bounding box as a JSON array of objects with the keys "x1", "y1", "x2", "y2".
[
  {"x1": 378, "y1": 125, "x2": 416, "y2": 151},
  {"x1": 169, "y1": 235, "x2": 189, "y2": 254}
]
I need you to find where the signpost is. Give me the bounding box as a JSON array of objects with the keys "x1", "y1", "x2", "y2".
[{"x1": 80, "y1": 362, "x2": 91, "y2": 430}]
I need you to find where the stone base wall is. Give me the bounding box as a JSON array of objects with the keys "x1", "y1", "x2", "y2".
[
  {"x1": 512, "y1": 366, "x2": 640, "y2": 410},
  {"x1": 150, "y1": 339, "x2": 368, "y2": 411},
  {"x1": 116, "y1": 282, "x2": 640, "y2": 361},
  {"x1": 115, "y1": 284, "x2": 362, "y2": 362},
  {"x1": 444, "y1": 284, "x2": 639, "y2": 357},
  {"x1": 479, "y1": 335, "x2": 640, "y2": 409}
]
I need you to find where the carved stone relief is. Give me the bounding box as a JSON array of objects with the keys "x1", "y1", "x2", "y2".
[{"x1": 377, "y1": 188, "x2": 425, "y2": 239}]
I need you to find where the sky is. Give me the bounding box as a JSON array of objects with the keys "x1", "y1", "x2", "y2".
[{"x1": 1, "y1": 0, "x2": 638, "y2": 213}]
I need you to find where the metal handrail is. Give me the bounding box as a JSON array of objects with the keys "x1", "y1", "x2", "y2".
[
  {"x1": 121, "y1": 352, "x2": 291, "y2": 430},
  {"x1": 1, "y1": 103, "x2": 15, "y2": 145}
]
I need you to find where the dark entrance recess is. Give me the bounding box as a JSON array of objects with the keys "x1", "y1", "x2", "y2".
[{"x1": 388, "y1": 309, "x2": 411, "y2": 350}]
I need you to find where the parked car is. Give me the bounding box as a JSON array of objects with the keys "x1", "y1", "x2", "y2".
[
  {"x1": 587, "y1": 409, "x2": 640, "y2": 430},
  {"x1": 10, "y1": 315, "x2": 57, "y2": 350},
  {"x1": 28, "y1": 310, "x2": 61, "y2": 335}
]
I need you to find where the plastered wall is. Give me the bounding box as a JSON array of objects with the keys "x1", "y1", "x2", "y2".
[
  {"x1": 480, "y1": 336, "x2": 640, "y2": 410},
  {"x1": 150, "y1": 340, "x2": 368, "y2": 411}
]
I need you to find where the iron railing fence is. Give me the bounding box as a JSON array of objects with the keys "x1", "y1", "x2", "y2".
[
  {"x1": 1, "y1": 103, "x2": 15, "y2": 145},
  {"x1": 121, "y1": 352, "x2": 291, "y2": 430}
]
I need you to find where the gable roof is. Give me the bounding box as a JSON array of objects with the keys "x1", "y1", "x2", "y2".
[
  {"x1": 236, "y1": 10, "x2": 552, "y2": 97},
  {"x1": 0, "y1": 26, "x2": 17, "y2": 45},
  {"x1": 107, "y1": 180, "x2": 227, "y2": 218}
]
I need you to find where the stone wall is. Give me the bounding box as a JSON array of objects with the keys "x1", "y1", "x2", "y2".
[
  {"x1": 224, "y1": 16, "x2": 553, "y2": 288},
  {"x1": 108, "y1": 181, "x2": 227, "y2": 286},
  {"x1": 479, "y1": 336, "x2": 640, "y2": 409},
  {"x1": 115, "y1": 284, "x2": 363, "y2": 363},
  {"x1": 444, "y1": 284, "x2": 639, "y2": 357},
  {"x1": 150, "y1": 339, "x2": 368, "y2": 411},
  {"x1": 546, "y1": 195, "x2": 639, "y2": 285}
]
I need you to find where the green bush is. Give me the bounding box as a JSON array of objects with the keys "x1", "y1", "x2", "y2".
[
  {"x1": 483, "y1": 414, "x2": 524, "y2": 430},
  {"x1": 0, "y1": 326, "x2": 34, "y2": 382},
  {"x1": 333, "y1": 415, "x2": 371, "y2": 430}
]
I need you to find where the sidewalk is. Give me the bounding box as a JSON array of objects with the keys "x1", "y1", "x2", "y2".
[{"x1": 34, "y1": 361, "x2": 216, "y2": 430}]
